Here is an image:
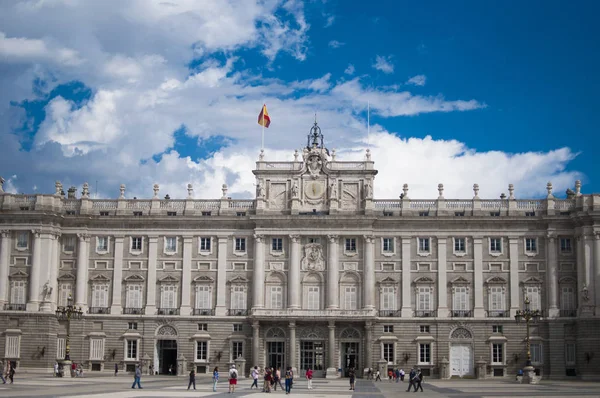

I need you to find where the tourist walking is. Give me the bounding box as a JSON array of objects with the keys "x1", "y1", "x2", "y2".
[
  {"x1": 250, "y1": 366, "x2": 259, "y2": 389},
  {"x1": 53, "y1": 362, "x2": 59, "y2": 377},
  {"x1": 284, "y1": 366, "x2": 293, "y2": 394},
  {"x1": 406, "y1": 368, "x2": 416, "y2": 392},
  {"x1": 395, "y1": 368, "x2": 400, "y2": 383},
  {"x1": 400, "y1": 368, "x2": 405, "y2": 381},
  {"x1": 375, "y1": 369, "x2": 381, "y2": 381},
  {"x1": 263, "y1": 367, "x2": 272, "y2": 392},
  {"x1": 188, "y1": 369, "x2": 196, "y2": 390},
  {"x1": 212, "y1": 366, "x2": 219, "y2": 392},
  {"x1": 414, "y1": 368, "x2": 424, "y2": 392},
  {"x1": 228, "y1": 364, "x2": 238, "y2": 393},
  {"x1": 114, "y1": 363, "x2": 118, "y2": 376},
  {"x1": 305, "y1": 367, "x2": 313, "y2": 390},
  {"x1": 8, "y1": 362, "x2": 15, "y2": 384},
  {"x1": 131, "y1": 365, "x2": 142, "y2": 389},
  {"x1": 0, "y1": 360, "x2": 6, "y2": 384},
  {"x1": 348, "y1": 367, "x2": 356, "y2": 391},
  {"x1": 274, "y1": 367, "x2": 284, "y2": 390}
]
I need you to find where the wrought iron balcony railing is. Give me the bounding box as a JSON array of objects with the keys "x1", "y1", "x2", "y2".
[
  {"x1": 123, "y1": 308, "x2": 144, "y2": 315},
  {"x1": 451, "y1": 310, "x2": 473, "y2": 318},
  {"x1": 228, "y1": 309, "x2": 249, "y2": 316},
  {"x1": 414, "y1": 310, "x2": 437, "y2": 317},
  {"x1": 193, "y1": 308, "x2": 215, "y2": 316},
  {"x1": 3, "y1": 304, "x2": 26, "y2": 311},
  {"x1": 559, "y1": 309, "x2": 577, "y2": 317},
  {"x1": 88, "y1": 307, "x2": 111, "y2": 314},
  {"x1": 486, "y1": 310, "x2": 509, "y2": 318},
  {"x1": 157, "y1": 308, "x2": 180, "y2": 315},
  {"x1": 378, "y1": 310, "x2": 401, "y2": 317}
]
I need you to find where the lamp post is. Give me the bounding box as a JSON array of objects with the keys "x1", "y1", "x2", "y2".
[
  {"x1": 55, "y1": 293, "x2": 83, "y2": 369},
  {"x1": 514, "y1": 296, "x2": 541, "y2": 382}
]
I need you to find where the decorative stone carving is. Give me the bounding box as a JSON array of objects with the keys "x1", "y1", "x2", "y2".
[
  {"x1": 119, "y1": 184, "x2": 126, "y2": 199},
  {"x1": 293, "y1": 149, "x2": 299, "y2": 161},
  {"x1": 289, "y1": 234, "x2": 300, "y2": 243},
  {"x1": 256, "y1": 180, "x2": 265, "y2": 199},
  {"x1": 291, "y1": 181, "x2": 299, "y2": 199},
  {"x1": 365, "y1": 148, "x2": 371, "y2": 161},
  {"x1": 329, "y1": 179, "x2": 338, "y2": 200},
  {"x1": 331, "y1": 148, "x2": 336, "y2": 161},
  {"x1": 42, "y1": 281, "x2": 53, "y2": 300},
  {"x1": 153, "y1": 184, "x2": 160, "y2": 199},
  {"x1": 340, "y1": 328, "x2": 361, "y2": 339},
  {"x1": 364, "y1": 180, "x2": 373, "y2": 199},
  {"x1": 575, "y1": 180, "x2": 581, "y2": 196},
  {"x1": 327, "y1": 235, "x2": 339, "y2": 243},
  {"x1": 473, "y1": 183, "x2": 479, "y2": 199},
  {"x1": 157, "y1": 325, "x2": 177, "y2": 336},
  {"x1": 221, "y1": 184, "x2": 227, "y2": 199},
  {"x1": 301, "y1": 243, "x2": 325, "y2": 271},
  {"x1": 299, "y1": 327, "x2": 326, "y2": 340},
  {"x1": 55, "y1": 181, "x2": 63, "y2": 196},
  {"x1": 508, "y1": 184, "x2": 515, "y2": 199},
  {"x1": 259, "y1": 149, "x2": 265, "y2": 161},
  {"x1": 450, "y1": 328, "x2": 473, "y2": 339},
  {"x1": 1, "y1": 230, "x2": 10, "y2": 238},
  {"x1": 307, "y1": 154, "x2": 322, "y2": 177},
  {"x1": 82, "y1": 182, "x2": 90, "y2": 198},
  {"x1": 546, "y1": 182, "x2": 553, "y2": 198},
  {"x1": 438, "y1": 183, "x2": 444, "y2": 199},
  {"x1": 187, "y1": 184, "x2": 194, "y2": 199},
  {"x1": 0, "y1": 176, "x2": 4, "y2": 193},
  {"x1": 266, "y1": 327, "x2": 286, "y2": 338},
  {"x1": 582, "y1": 284, "x2": 590, "y2": 302},
  {"x1": 253, "y1": 234, "x2": 264, "y2": 243},
  {"x1": 402, "y1": 184, "x2": 409, "y2": 199}
]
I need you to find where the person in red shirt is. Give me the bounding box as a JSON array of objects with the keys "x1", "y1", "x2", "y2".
[{"x1": 306, "y1": 368, "x2": 313, "y2": 390}]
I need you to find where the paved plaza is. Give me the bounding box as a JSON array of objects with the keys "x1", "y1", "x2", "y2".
[{"x1": 2, "y1": 375, "x2": 600, "y2": 398}]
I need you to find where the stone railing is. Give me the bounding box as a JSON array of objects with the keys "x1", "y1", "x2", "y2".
[
  {"x1": 374, "y1": 200, "x2": 402, "y2": 209},
  {"x1": 91, "y1": 200, "x2": 118, "y2": 210},
  {"x1": 250, "y1": 308, "x2": 377, "y2": 318},
  {"x1": 228, "y1": 200, "x2": 255, "y2": 209}
]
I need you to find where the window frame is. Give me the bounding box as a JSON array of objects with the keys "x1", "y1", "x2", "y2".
[
  {"x1": 344, "y1": 238, "x2": 357, "y2": 256},
  {"x1": 62, "y1": 236, "x2": 76, "y2": 253},
  {"x1": 524, "y1": 237, "x2": 538, "y2": 256},
  {"x1": 195, "y1": 340, "x2": 209, "y2": 362},
  {"x1": 491, "y1": 343, "x2": 505, "y2": 365},
  {"x1": 199, "y1": 237, "x2": 212, "y2": 255},
  {"x1": 489, "y1": 237, "x2": 503, "y2": 256},
  {"x1": 271, "y1": 237, "x2": 284, "y2": 255},
  {"x1": 381, "y1": 237, "x2": 395, "y2": 256},
  {"x1": 559, "y1": 237, "x2": 572, "y2": 254},
  {"x1": 418, "y1": 343, "x2": 431, "y2": 364},
  {"x1": 125, "y1": 339, "x2": 138, "y2": 361},
  {"x1": 383, "y1": 342, "x2": 395, "y2": 364},
  {"x1": 16, "y1": 231, "x2": 29, "y2": 250},
  {"x1": 453, "y1": 237, "x2": 467, "y2": 256},
  {"x1": 234, "y1": 237, "x2": 247, "y2": 254},
  {"x1": 96, "y1": 236, "x2": 110, "y2": 254},
  {"x1": 417, "y1": 237, "x2": 431, "y2": 256},
  {"x1": 164, "y1": 236, "x2": 178, "y2": 255}
]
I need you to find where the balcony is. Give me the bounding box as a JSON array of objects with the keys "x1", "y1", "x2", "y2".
[
  {"x1": 451, "y1": 310, "x2": 473, "y2": 318},
  {"x1": 3, "y1": 304, "x2": 26, "y2": 311},
  {"x1": 193, "y1": 308, "x2": 215, "y2": 316},
  {"x1": 486, "y1": 310, "x2": 509, "y2": 318},
  {"x1": 250, "y1": 308, "x2": 377, "y2": 319},
  {"x1": 228, "y1": 309, "x2": 249, "y2": 316},
  {"x1": 123, "y1": 308, "x2": 144, "y2": 315},
  {"x1": 414, "y1": 310, "x2": 437, "y2": 317},
  {"x1": 88, "y1": 307, "x2": 111, "y2": 314},
  {"x1": 157, "y1": 308, "x2": 180, "y2": 316},
  {"x1": 378, "y1": 310, "x2": 401, "y2": 317},
  {"x1": 559, "y1": 309, "x2": 577, "y2": 317}
]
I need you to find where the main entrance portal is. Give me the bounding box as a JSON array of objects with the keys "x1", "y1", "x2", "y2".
[
  {"x1": 158, "y1": 339, "x2": 177, "y2": 375},
  {"x1": 267, "y1": 341, "x2": 285, "y2": 370},
  {"x1": 450, "y1": 344, "x2": 473, "y2": 377},
  {"x1": 342, "y1": 342, "x2": 359, "y2": 377},
  {"x1": 300, "y1": 341, "x2": 325, "y2": 377}
]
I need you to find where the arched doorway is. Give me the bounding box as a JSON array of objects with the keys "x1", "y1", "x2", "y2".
[
  {"x1": 265, "y1": 327, "x2": 286, "y2": 370},
  {"x1": 155, "y1": 325, "x2": 178, "y2": 375},
  {"x1": 339, "y1": 327, "x2": 361, "y2": 377},
  {"x1": 449, "y1": 327, "x2": 474, "y2": 377}
]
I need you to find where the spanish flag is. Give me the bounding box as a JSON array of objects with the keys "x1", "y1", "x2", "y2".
[{"x1": 258, "y1": 104, "x2": 271, "y2": 128}]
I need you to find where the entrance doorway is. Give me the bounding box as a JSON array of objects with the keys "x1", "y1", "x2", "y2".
[
  {"x1": 342, "y1": 342, "x2": 359, "y2": 377},
  {"x1": 450, "y1": 344, "x2": 473, "y2": 377},
  {"x1": 300, "y1": 341, "x2": 324, "y2": 377},
  {"x1": 267, "y1": 341, "x2": 285, "y2": 370},
  {"x1": 158, "y1": 339, "x2": 177, "y2": 375}
]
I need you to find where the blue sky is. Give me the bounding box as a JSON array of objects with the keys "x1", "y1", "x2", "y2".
[{"x1": 0, "y1": 0, "x2": 597, "y2": 199}]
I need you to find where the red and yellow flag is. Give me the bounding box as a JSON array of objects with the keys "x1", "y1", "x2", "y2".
[{"x1": 258, "y1": 104, "x2": 271, "y2": 128}]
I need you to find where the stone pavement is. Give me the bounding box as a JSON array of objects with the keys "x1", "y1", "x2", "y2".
[{"x1": 2, "y1": 375, "x2": 600, "y2": 398}]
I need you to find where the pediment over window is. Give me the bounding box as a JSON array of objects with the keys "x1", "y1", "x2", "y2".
[
  {"x1": 89, "y1": 274, "x2": 111, "y2": 282},
  {"x1": 58, "y1": 272, "x2": 76, "y2": 281},
  {"x1": 339, "y1": 271, "x2": 360, "y2": 283},
  {"x1": 193, "y1": 275, "x2": 215, "y2": 283},
  {"x1": 265, "y1": 271, "x2": 286, "y2": 283},
  {"x1": 228, "y1": 275, "x2": 249, "y2": 284},
  {"x1": 302, "y1": 272, "x2": 323, "y2": 283},
  {"x1": 559, "y1": 276, "x2": 576, "y2": 284},
  {"x1": 158, "y1": 275, "x2": 179, "y2": 283},
  {"x1": 124, "y1": 274, "x2": 145, "y2": 282},
  {"x1": 522, "y1": 276, "x2": 543, "y2": 285},
  {"x1": 378, "y1": 276, "x2": 398, "y2": 284},
  {"x1": 414, "y1": 276, "x2": 435, "y2": 285},
  {"x1": 9, "y1": 270, "x2": 29, "y2": 279},
  {"x1": 450, "y1": 276, "x2": 470, "y2": 285},
  {"x1": 485, "y1": 276, "x2": 507, "y2": 284}
]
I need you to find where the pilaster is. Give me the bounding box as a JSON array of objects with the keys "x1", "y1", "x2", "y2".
[
  {"x1": 46, "y1": 233, "x2": 60, "y2": 312},
  {"x1": 595, "y1": 233, "x2": 600, "y2": 316},
  {"x1": 509, "y1": 237, "x2": 519, "y2": 317},
  {"x1": 27, "y1": 230, "x2": 42, "y2": 311},
  {"x1": 252, "y1": 234, "x2": 265, "y2": 309},
  {"x1": 326, "y1": 320, "x2": 338, "y2": 378},
  {"x1": 180, "y1": 236, "x2": 193, "y2": 315},
  {"x1": 437, "y1": 237, "x2": 448, "y2": 318},
  {"x1": 252, "y1": 321, "x2": 260, "y2": 368},
  {"x1": 0, "y1": 230, "x2": 11, "y2": 305},
  {"x1": 75, "y1": 233, "x2": 90, "y2": 311},
  {"x1": 365, "y1": 321, "x2": 373, "y2": 370},
  {"x1": 546, "y1": 234, "x2": 559, "y2": 317},
  {"x1": 473, "y1": 237, "x2": 485, "y2": 317},
  {"x1": 363, "y1": 235, "x2": 375, "y2": 309},
  {"x1": 215, "y1": 236, "x2": 228, "y2": 316},
  {"x1": 327, "y1": 235, "x2": 339, "y2": 309},
  {"x1": 288, "y1": 235, "x2": 301, "y2": 309},
  {"x1": 145, "y1": 236, "x2": 158, "y2": 315},
  {"x1": 401, "y1": 237, "x2": 412, "y2": 318},
  {"x1": 289, "y1": 321, "x2": 297, "y2": 376},
  {"x1": 110, "y1": 236, "x2": 124, "y2": 314}
]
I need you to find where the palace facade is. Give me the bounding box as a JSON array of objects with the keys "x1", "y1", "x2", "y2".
[{"x1": 1, "y1": 126, "x2": 600, "y2": 380}]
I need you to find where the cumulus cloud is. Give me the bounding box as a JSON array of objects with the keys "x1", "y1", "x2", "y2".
[
  {"x1": 0, "y1": 31, "x2": 83, "y2": 65},
  {"x1": 406, "y1": 74, "x2": 426, "y2": 86},
  {"x1": 328, "y1": 40, "x2": 344, "y2": 48},
  {"x1": 373, "y1": 55, "x2": 394, "y2": 74},
  {"x1": 344, "y1": 64, "x2": 355, "y2": 75}
]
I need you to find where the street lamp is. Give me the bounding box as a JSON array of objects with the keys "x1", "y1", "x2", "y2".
[
  {"x1": 514, "y1": 296, "x2": 541, "y2": 367},
  {"x1": 55, "y1": 294, "x2": 83, "y2": 362}
]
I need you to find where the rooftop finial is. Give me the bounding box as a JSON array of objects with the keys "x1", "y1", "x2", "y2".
[{"x1": 307, "y1": 118, "x2": 323, "y2": 149}]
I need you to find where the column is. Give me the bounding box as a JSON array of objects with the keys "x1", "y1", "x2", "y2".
[
  {"x1": 145, "y1": 236, "x2": 158, "y2": 314},
  {"x1": 0, "y1": 231, "x2": 12, "y2": 306},
  {"x1": 110, "y1": 236, "x2": 124, "y2": 314},
  {"x1": 180, "y1": 236, "x2": 193, "y2": 315},
  {"x1": 288, "y1": 235, "x2": 301, "y2": 309},
  {"x1": 508, "y1": 237, "x2": 519, "y2": 317},
  {"x1": 27, "y1": 231, "x2": 43, "y2": 311},
  {"x1": 75, "y1": 233, "x2": 90, "y2": 311},
  {"x1": 289, "y1": 321, "x2": 297, "y2": 374},
  {"x1": 46, "y1": 233, "x2": 60, "y2": 312},
  {"x1": 327, "y1": 235, "x2": 339, "y2": 309},
  {"x1": 584, "y1": 235, "x2": 595, "y2": 308},
  {"x1": 473, "y1": 237, "x2": 484, "y2": 317},
  {"x1": 546, "y1": 234, "x2": 559, "y2": 317},
  {"x1": 215, "y1": 236, "x2": 228, "y2": 316},
  {"x1": 326, "y1": 321, "x2": 337, "y2": 378},
  {"x1": 365, "y1": 321, "x2": 373, "y2": 370},
  {"x1": 401, "y1": 237, "x2": 412, "y2": 317},
  {"x1": 437, "y1": 237, "x2": 448, "y2": 318},
  {"x1": 252, "y1": 234, "x2": 265, "y2": 309},
  {"x1": 363, "y1": 236, "x2": 375, "y2": 309},
  {"x1": 594, "y1": 233, "x2": 600, "y2": 315},
  {"x1": 252, "y1": 321, "x2": 260, "y2": 367},
  {"x1": 577, "y1": 235, "x2": 585, "y2": 310}
]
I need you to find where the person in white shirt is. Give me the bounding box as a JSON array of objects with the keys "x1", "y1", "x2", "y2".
[
  {"x1": 250, "y1": 366, "x2": 259, "y2": 389},
  {"x1": 228, "y1": 364, "x2": 238, "y2": 393},
  {"x1": 53, "y1": 362, "x2": 59, "y2": 377}
]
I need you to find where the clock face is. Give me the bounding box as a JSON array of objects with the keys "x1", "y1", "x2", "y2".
[{"x1": 305, "y1": 181, "x2": 324, "y2": 199}]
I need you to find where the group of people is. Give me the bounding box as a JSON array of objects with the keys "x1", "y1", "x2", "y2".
[
  {"x1": 247, "y1": 365, "x2": 294, "y2": 394},
  {"x1": 0, "y1": 360, "x2": 15, "y2": 384},
  {"x1": 366, "y1": 367, "x2": 425, "y2": 392}
]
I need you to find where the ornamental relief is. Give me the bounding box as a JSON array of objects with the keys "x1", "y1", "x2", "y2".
[{"x1": 301, "y1": 243, "x2": 325, "y2": 271}]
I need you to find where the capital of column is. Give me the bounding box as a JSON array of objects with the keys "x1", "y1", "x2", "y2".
[
  {"x1": 77, "y1": 233, "x2": 90, "y2": 242},
  {"x1": 253, "y1": 234, "x2": 264, "y2": 243},
  {"x1": 114, "y1": 235, "x2": 125, "y2": 242},
  {"x1": 363, "y1": 235, "x2": 374, "y2": 244},
  {"x1": 218, "y1": 236, "x2": 228, "y2": 243},
  {"x1": 289, "y1": 234, "x2": 300, "y2": 243},
  {"x1": 327, "y1": 234, "x2": 339, "y2": 243},
  {"x1": 31, "y1": 229, "x2": 40, "y2": 238},
  {"x1": 0, "y1": 230, "x2": 9, "y2": 238},
  {"x1": 365, "y1": 320, "x2": 373, "y2": 329},
  {"x1": 289, "y1": 321, "x2": 296, "y2": 329},
  {"x1": 592, "y1": 232, "x2": 600, "y2": 240},
  {"x1": 148, "y1": 236, "x2": 159, "y2": 243},
  {"x1": 252, "y1": 321, "x2": 260, "y2": 330},
  {"x1": 546, "y1": 232, "x2": 556, "y2": 243},
  {"x1": 328, "y1": 320, "x2": 335, "y2": 329},
  {"x1": 182, "y1": 236, "x2": 194, "y2": 243}
]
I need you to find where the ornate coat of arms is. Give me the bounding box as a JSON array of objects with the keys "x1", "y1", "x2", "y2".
[{"x1": 301, "y1": 243, "x2": 325, "y2": 271}]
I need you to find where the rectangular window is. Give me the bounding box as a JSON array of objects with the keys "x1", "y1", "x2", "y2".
[
  {"x1": 196, "y1": 341, "x2": 208, "y2": 361},
  {"x1": 91, "y1": 284, "x2": 109, "y2": 308},
  {"x1": 492, "y1": 343, "x2": 504, "y2": 364},
  {"x1": 270, "y1": 286, "x2": 283, "y2": 309},
  {"x1": 57, "y1": 337, "x2": 66, "y2": 360},
  {"x1": 231, "y1": 286, "x2": 246, "y2": 309},
  {"x1": 383, "y1": 325, "x2": 394, "y2": 333},
  {"x1": 492, "y1": 325, "x2": 503, "y2": 333},
  {"x1": 561, "y1": 287, "x2": 576, "y2": 311},
  {"x1": 10, "y1": 281, "x2": 26, "y2": 304},
  {"x1": 345, "y1": 238, "x2": 356, "y2": 252},
  {"x1": 417, "y1": 287, "x2": 432, "y2": 311},
  {"x1": 525, "y1": 238, "x2": 537, "y2": 253},
  {"x1": 489, "y1": 286, "x2": 505, "y2": 311},
  {"x1": 201, "y1": 211, "x2": 212, "y2": 216},
  {"x1": 271, "y1": 238, "x2": 283, "y2": 252},
  {"x1": 344, "y1": 286, "x2": 357, "y2": 310},
  {"x1": 383, "y1": 343, "x2": 395, "y2": 364},
  {"x1": 418, "y1": 238, "x2": 430, "y2": 253},
  {"x1": 530, "y1": 343, "x2": 542, "y2": 364},
  {"x1": 200, "y1": 237, "x2": 211, "y2": 252},
  {"x1": 126, "y1": 285, "x2": 143, "y2": 309},
  {"x1": 126, "y1": 340, "x2": 138, "y2": 360},
  {"x1": 525, "y1": 286, "x2": 541, "y2": 311},
  {"x1": 63, "y1": 236, "x2": 76, "y2": 252},
  {"x1": 420, "y1": 325, "x2": 430, "y2": 333},
  {"x1": 235, "y1": 238, "x2": 246, "y2": 252},
  {"x1": 490, "y1": 238, "x2": 501, "y2": 253},
  {"x1": 16, "y1": 232, "x2": 28, "y2": 249},
  {"x1": 382, "y1": 238, "x2": 394, "y2": 253},
  {"x1": 160, "y1": 285, "x2": 177, "y2": 308},
  {"x1": 198, "y1": 323, "x2": 208, "y2": 331},
  {"x1": 454, "y1": 238, "x2": 466, "y2": 253},
  {"x1": 307, "y1": 286, "x2": 320, "y2": 310},
  {"x1": 4, "y1": 335, "x2": 20, "y2": 358},
  {"x1": 452, "y1": 286, "x2": 468, "y2": 311},
  {"x1": 419, "y1": 343, "x2": 431, "y2": 364},
  {"x1": 381, "y1": 286, "x2": 396, "y2": 310},
  {"x1": 195, "y1": 286, "x2": 211, "y2": 309},
  {"x1": 97, "y1": 236, "x2": 108, "y2": 252},
  {"x1": 233, "y1": 324, "x2": 243, "y2": 332},
  {"x1": 128, "y1": 322, "x2": 138, "y2": 330},
  {"x1": 167, "y1": 211, "x2": 177, "y2": 216},
  {"x1": 58, "y1": 283, "x2": 73, "y2": 307},
  {"x1": 90, "y1": 338, "x2": 104, "y2": 360},
  {"x1": 565, "y1": 343, "x2": 576, "y2": 365},
  {"x1": 165, "y1": 237, "x2": 177, "y2": 252},
  {"x1": 131, "y1": 237, "x2": 142, "y2": 251},
  {"x1": 308, "y1": 237, "x2": 321, "y2": 244},
  {"x1": 560, "y1": 238, "x2": 572, "y2": 253},
  {"x1": 232, "y1": 341, "x2": 243, "y2": 360}
]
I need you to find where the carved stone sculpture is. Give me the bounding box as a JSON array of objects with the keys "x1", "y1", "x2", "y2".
[
  {"x1": 119, "y1": 184, "x2": 126, "y2": 199},
  {"x1": 364, "y1": 180, "x2": 373, "y2": 199},
  {"x1": 42, "y1": 281, "x2": 53, "y2": 300},
  {"x1": 187, "y1": 184, "x2": 194, "y2": 199},
  {"x1": 82, "y1": 182, "x2": 90, "y2": 198},
  {"x1": 0, "y1": 176, "x2": 4, "y2": 193},
  {"x1": 301, "y1": 243, "x2": 325, "y2": 271},
  {"x1": 473, "y1": 183, "x2": 479, "y2": 199},
  {"x1": 291, "y1": 181, "x2": 299, "y2": 199},
  {"x1": 329, "y1": 179, "x2": 338, "y2": 200},
  {"x1": 256, "y1": 180, "x2": 265, "y2": 199},
  {"x1": 307, "y1": 154, "x2": 322, "y2": 177}
]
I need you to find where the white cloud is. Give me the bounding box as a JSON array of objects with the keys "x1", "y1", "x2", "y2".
[
  {"x1": 324, "y1": 15, "x2": 335, "y2": 28},
  {"x1": 0, "y1": 31, "x2": 83, "y2": 65},
  {"x1": 344, "y1": 64, "x2": 355, "y2": 75},
  {"x1": 406, "y1": 74, "x2": 426, "y2": 86},
  {"x1": 328, "y1": 40, "x2": 344, "y2": 48},
  {"x1": 372, "y1": 55, "x2": 394, "y2": 74}
]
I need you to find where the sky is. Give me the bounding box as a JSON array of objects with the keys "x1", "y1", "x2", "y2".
[{"x1": 0, "y1": 0, "x2": 598, "y2": 200}]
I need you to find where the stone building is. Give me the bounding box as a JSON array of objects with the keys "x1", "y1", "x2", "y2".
[{"x1": 1, "y1": 125, "x2": 599, "y2": 380}]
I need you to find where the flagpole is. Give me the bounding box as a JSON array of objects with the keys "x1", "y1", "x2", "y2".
[
  {"x1": 261, "y1": 123, "x2": 264, "y2": 151},
  {"x1": 367, "y1": 101, "x2": 370, "y2": 148}
]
